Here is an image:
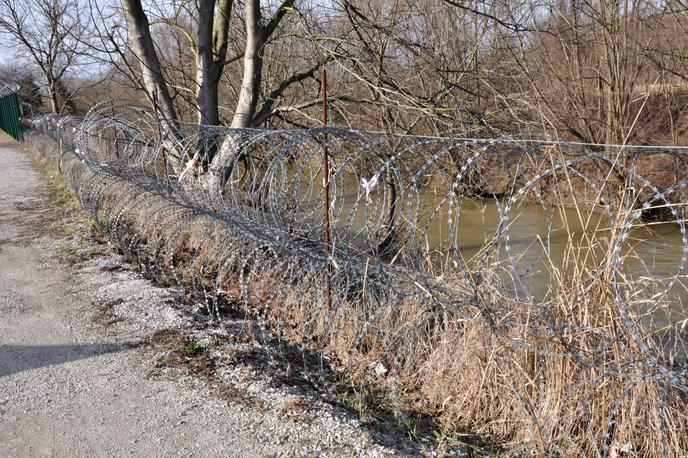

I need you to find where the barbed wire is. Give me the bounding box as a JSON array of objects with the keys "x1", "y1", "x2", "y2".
[{"x1": 25, "y1": 102, "x2": 688, "y2": 455}]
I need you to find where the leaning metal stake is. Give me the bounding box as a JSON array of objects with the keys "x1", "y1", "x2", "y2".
[{"x1": 322, "y1": 68, "x2": 332, "y2": 310}]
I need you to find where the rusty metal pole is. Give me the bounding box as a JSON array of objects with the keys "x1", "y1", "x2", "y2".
[
  {"x1": 322, "y1": 69, "x2": 330, "y2": 247},
  {"x1": 322, "y1": 69, "x2": 333, "y2": 309}
]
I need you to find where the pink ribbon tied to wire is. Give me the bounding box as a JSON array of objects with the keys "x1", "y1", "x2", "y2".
[{"x1": 360, "y1": 173, "x2": 379, "y2": 204}]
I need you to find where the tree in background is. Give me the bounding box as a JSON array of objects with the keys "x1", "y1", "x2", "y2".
[
  {"x1": 0, "y1": 64, "x2": 43, "y2": 112},
  {"x1": 0, "y1": 0, "x2": 89, "y2": 113},
  {"x1": 6, "y1": 0, "x2": 688, "y2": 144}
]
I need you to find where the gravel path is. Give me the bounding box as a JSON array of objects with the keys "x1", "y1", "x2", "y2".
[{"x1": 0, "y1": 139, "x2": 421, "y2": 457}]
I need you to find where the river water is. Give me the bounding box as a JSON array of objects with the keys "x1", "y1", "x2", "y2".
[{"x1": 326, "y1": 176, "x2": 688, "y2": 324}]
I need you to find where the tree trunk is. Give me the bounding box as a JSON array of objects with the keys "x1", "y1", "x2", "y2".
[
  {"x1": 47, "y1": 80, "x2": 59, "y2": 114},
  {"x1": 196, "y1": 0, "x2": 233, "y2": 126},
  {"x1": 231, "y1": 0, "x2": 263, "y2": 128},
  {"x1": 122, "y1": 0, "x2": 178, "y2": 124},
  {"x1": 196, "y1": 67, "x2": 221, "y2": 126},
  {"x1": 122, "y1": 0, "x2": 184, "y2": 170}
]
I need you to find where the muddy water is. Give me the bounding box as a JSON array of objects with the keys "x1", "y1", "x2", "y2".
[
  {"x1": 436, "y1": 199, "x2": 687, "y2": 307},
  {"x1": 327, "y1": 176, "x2": 688, "y2": 323}
]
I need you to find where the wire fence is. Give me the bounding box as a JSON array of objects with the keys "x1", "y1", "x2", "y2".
[{"x1": 25, "y1": 102, "x2": 688, "y2": 456}]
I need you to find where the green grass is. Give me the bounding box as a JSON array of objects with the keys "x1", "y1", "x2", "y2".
[
  {"x1": 60, "y1": 246, "x2": 80, "y2": 256},
  {"x1": 52, "y1": 191, "x2": 74, "y2": 206},
  {"x1": 63, "y1": 222, "x2": 81, "y2": 235},
  {"x1": 180, "y1": 341, "x2": 204, "y2": 356},
  {"x1": 335, "y1": 391, "x2": 365, "y2": 412}
]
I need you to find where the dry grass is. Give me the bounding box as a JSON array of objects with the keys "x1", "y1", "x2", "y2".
[{"x1": 29, "y1": 132, "x2": 688, "y2": 456}]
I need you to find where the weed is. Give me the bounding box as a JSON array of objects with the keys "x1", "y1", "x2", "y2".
[
  {"x1": 180, "y1": 340, "x2": 204, "y2": 356},
  {"x1": 60, "y1": 246, "x2": 79, "y2": 256},
  {"x1": 85, "y1": 218, "x2": 102, "y2": 236},
  {"x1": 96, "y1": 211, "x2": 117, "y2": 233},
  {"x1": 63, "y1": 222, "x2": 81, "y2": 235},
  {"x1": 402, "y1": 416, "x2": 420, "y2": 442},
  {"x1": 432, "y1": 429, "x2": 468, "y2": 448},
  {"x1": 51, "y1": 191, "x2": 73, "y2": 206},
  {"x1": 336, "y1": 391, "x2": 364, "y2": 413}
]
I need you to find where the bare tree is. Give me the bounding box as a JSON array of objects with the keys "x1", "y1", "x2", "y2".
[
  {"x1": 196, "y1": 0, "x2": 234, "y2": 126},
  {"x1": 230, "y1": 0, "x2": 293, "y2": 126},
  {"x1": 25, "y1": 0, "x2": 687, "y2": 146},
  {"x1": 117, "y1": 0, "x2": 310, "y2": 128},
  {"x1": 0, "y1": 63, "x2": 43, "y2": 110},
  {"x1": 0, "y1": 0, "x2": 88, "y2": 113},
  {"x1": 121, "y1": 0, "x2": 178, "y2": 123}
]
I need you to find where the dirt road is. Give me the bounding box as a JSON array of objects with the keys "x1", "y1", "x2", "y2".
[{"x1": 0, "y1": 139, "x2": 410, "y2": 457}]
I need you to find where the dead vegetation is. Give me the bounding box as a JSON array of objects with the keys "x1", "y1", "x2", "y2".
[
  {"x1": 93, "y1": 298, "x2": 125, "y2": 326},
  {"x1": 27, "y1": 130, "x2": 688, "y2": 456},
  {"x1": 147, "y1": 329, "x2": 264, "y2": 409}
]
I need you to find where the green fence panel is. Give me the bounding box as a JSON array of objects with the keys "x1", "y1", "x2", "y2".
[{"x1": 0, "y1": 86, "x2": 23, "y2": 141}]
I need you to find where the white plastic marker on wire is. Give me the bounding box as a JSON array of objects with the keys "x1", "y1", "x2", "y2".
[
  {"x1": 360, "y1": 173, "x2": 379, "y2": 204},
  {"x1": 178, "y1": 153, "x2": 200, "y2": 182}
]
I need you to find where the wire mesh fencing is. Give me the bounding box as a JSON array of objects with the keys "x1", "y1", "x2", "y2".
[{"x1": 25, "y1": 102, "x2": 688, "y2": 456}]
